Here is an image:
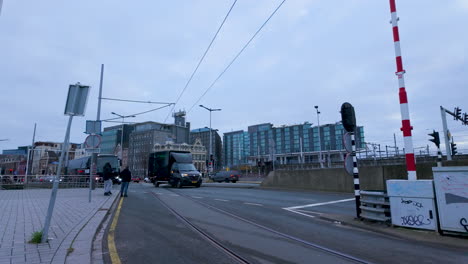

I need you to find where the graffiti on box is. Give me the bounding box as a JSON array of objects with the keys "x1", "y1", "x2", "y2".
[
  {"x1": 401, "y1": 215, "x2": 431, "y2": 227},
  {"x1": 400, "y1": 198, "x2": 423, "y2": 210},
  {"x1": 460, "y1": 218, "x2": 468, "y2": 232}
]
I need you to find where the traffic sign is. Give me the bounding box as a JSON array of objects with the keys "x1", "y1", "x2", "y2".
[
  {"x1": 85, "y1": 134, "x2": 101, "y2": 148},
  {"x1": 343, "y1": 132, "x2": 352, "y2": 153},
  {"x1": 86, "y1": 120, "x2": 101, "y2": 134},
  {"x1": 344, "y1": 153, "x2": 354, "y2": 176}
]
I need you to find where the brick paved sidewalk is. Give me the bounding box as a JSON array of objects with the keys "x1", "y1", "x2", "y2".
[{"x1": 0, "y1": 187, "x2": 119, "y2": 264}]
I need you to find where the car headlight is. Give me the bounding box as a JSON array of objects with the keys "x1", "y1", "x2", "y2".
[{"x1": 181, "y1": 173, "x2": 188, "y2": 177}]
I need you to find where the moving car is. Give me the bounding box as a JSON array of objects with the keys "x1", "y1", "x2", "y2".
[
  {"x1": 148, "y1": 151, "x2": 202, "y2": 188},
  {"x1": 211, "y1": 171, "x2": 240, "y2": 183}
]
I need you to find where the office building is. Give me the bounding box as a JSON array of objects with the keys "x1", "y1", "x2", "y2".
[{"x1": 223, "y1": 122, "x2": 365, "y2": 167}]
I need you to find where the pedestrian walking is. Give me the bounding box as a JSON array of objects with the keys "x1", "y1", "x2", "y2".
[
  {"x1": 103, "y1": 162, "x2": 113, "y2": 196},
  {"x1": 119, "y1": 166, "x2": 131, "y2": 197}
]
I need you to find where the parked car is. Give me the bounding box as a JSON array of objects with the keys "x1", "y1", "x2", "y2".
[
  {"x1": 132, "y1": 177, "x2": 141, "y2": 183},
  {"x1": 211, "y1": 171, "x2": 240, "y2": 183}
]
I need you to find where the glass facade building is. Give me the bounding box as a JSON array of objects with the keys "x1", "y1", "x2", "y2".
[{"x1": 223, "y1": 122, "x2": 365, "y2": 167}]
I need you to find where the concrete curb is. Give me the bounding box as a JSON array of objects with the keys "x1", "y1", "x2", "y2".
[
  {"x1": 316, "y1": 213, "x2": 468, "y2": 250},
  {"x1": 65, "y1": 191, "x2": 120, "y2": 264}
]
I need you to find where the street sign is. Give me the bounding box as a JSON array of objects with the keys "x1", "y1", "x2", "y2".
[
  {"x1": 344, "y1": 153, "x2": 353, "y2": 176},
  {"x1": 343, "y1": 132, "x2": 352, "y2": 153},
  {"x1": 85, "y1": 134, "x2": 101, "y2": 149},
  {"x1": 86, "y1": 120, "x2": 101, "y2": 134},
  {"x1": 64, "y1": 83, "x2": 90, "y2": 116}
]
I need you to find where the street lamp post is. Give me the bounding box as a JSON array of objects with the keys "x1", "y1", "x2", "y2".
[
  {"x1": 315, "y1": 106, "x2": 323, "y2": 168},
  {"x1": 199, "y1": 105, "x2": 221, "y2": 172},
  {"x1": 111, "y1": 112, "x2": 135, "y2": 161}
]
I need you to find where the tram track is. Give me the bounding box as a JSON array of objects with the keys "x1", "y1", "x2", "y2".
[{"x1": 151, "y1": 187, "x2": 373, "y2": 264}]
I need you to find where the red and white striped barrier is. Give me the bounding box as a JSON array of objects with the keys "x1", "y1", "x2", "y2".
[{"x1": 389, "y1": 0, "x2": 417, "y2": 180}]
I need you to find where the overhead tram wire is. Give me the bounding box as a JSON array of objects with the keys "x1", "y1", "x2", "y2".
[
  {"x1": 101, "y1": 97, "x2": 173, "y2": 105},
  {"x1": 101, "y1": 104, "x2": 173, "y2": 122},
  {"x1": 163, "y1": 0, "x2": 239, "y2": 123},
  {"x1": 188, "y1": 0, "x2": 288, "y2": 113}
]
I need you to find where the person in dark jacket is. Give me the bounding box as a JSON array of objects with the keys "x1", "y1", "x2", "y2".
[
  {"x1": 119, "y1": 166, "x2": 131, "y2": 197},
  {"x1": 103, "y1": 162, "x2": 113, "y2": 196}
]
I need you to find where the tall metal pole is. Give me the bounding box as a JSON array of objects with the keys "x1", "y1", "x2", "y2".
[
  {"x1": 25, "y1": 123, "x2": 37, "y2": 178},
  {"x1": 351, "y1": 132, "x2": 361, "y2": 218},
  {"x1": 315, "y1": 106, "x2": 323, "y2": 168},
  {"x1": 199, "y1": 105, "x2": 221, "y2": 172},
  {"x1": 42, "y1": 115, "x2": 74, "y2": 243},
  {"x1": 440, "y1": 106, "x2": 452, "y2": 160},
  {"x1": 209, "y1": 111, "x2": 212, "y2": 164},
  {"x1": 389, "y1": 0, "x2": 417, "y2": 180},
  {"x1": 0, "y1": 0, "x2": 3, "y2": 16},
  {"x1": 97, "y1": 64, "x2": 104, "y2": 121},
  {"x1": 121, "y1": 117, "x2": 124, "y2": 159},
  {"x1": 393, "y1": 133, "x2": 398, "y2": 156}
]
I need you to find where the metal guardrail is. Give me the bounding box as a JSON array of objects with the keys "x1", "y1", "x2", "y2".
[
  {"x1": 360, "y1": 191, "x2": 391, "y2": 222},
  {"x1": 0, "y1": 175, "x2": 104, "y2": 190}
]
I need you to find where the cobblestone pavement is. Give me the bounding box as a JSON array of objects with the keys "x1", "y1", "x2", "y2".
[{"x1": 0, "y1": 187, "x2": 119, "y2": 264}]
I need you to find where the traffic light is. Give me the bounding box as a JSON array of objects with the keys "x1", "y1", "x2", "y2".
[
  {"x1": 428, "y1": 130, "x2": 440, "y2": 148},
  {"x1": 463, "y1": 113, "x2": 468, "y2": 125},
  {"x1": 454, "y1": 107, "x2": 462, "y2": 120},
  {"x1": 451, "y1": 142, "x2": 458, "y2": 156},
  {"x1": 341, "y1": 102, "x2": 356, "y2": 133}
]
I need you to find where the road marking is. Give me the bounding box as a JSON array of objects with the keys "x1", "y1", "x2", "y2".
[
  {"x1": 284, "y1": 208, "x2": 315, "y2": 218},
  {"x1": 108, "y1": 198, "x2": 123, "y2": 264},
  {"x1": 154, "y1": 192, "x2": 163, "y2": 195},
  {"x1": 214, "y1": 199, "x2": 229, "y2": 202},
  {"x1": 283, "y1": 198, "x2": 355, "y2": 210},
  {"x1": 244, "y1": 202, "x2": 263, "y2": 206},
  {"x1": 295, "y1": 209, "x2": 322, "y2": 215},
  {"x1": 170, "y1": 194, "x2": 180, "y2": 196},
  {"x1": 192, "y1": 196, "x2": 203, "y2": 199}
]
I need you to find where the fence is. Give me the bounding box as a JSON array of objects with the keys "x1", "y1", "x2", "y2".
[{"x1": 0, "y1": 175, "x2": 104, "y2": 190}]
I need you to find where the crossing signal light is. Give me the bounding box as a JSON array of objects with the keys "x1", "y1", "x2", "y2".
[
  {"x1": 454, "y1": 107, "x2": 462, "y2": 120},
  {"x1": 428, "y1": 130, "x2": 440, "y2": 148},
  {"x1": 341, "y1": 102, "x2": 357, "y2": 133},
  {"x1": 463, "y1": 113, "x2": 468, "y2": 125},
  {"x1": 451, "y1": 142, "x2": 458, "y2": 156}
]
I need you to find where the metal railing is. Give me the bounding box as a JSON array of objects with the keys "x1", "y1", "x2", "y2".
[
  {"x1": 0, "y1": 175, "x2": 104, "y2": 190},
  {"x1": 359, "y1": 191, "x2": 391, "y2": 222}
]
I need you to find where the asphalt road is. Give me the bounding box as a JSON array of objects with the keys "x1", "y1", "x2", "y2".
[{"x1": 105, "y1": 183, "x2": 468, "y2": 264}]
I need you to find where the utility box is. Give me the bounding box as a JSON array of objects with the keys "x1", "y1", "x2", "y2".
[
  {"x1": 433, "y1": 167, "x2": 468, "y2": 234},
  {"x1": 387, "y1": 180, "x2": 438, "y2": 231}
]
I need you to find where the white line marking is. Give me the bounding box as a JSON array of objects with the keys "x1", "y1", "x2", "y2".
[
  {"x1": 192, "y1": 196, "x2": 203, "y2": 199},
  {"x1": 284, "y1": 198, "x2": 355, "y2": 210},
  {"x1": 295, "y1": 209, "x2": 322, "y2": 215},
  {"x1": 170, "y1": 194, "x2": 180, "y2": 196},
  {"x1": 284, "y1": 208, "x2": 315, "y2": 218},
  {"x1": 244, "y1": 202, "x2": 263, "y2": 206},
  {"x1": 214, "y1": 199, "x2": 229, "y2": 202},
  {"x1": 154, "y1": 192, "x2": 163, "y2": 195}
]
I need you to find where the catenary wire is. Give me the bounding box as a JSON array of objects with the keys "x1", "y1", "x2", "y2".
[
  {"x1": 187, "y1": 0, "x2": 288, "y2": 113},
  {"x1": 163, "y1": 0, "x2": 239, "y2": 122},
  {"x1": 101, "y1": 97, "x2": 173, "y2": 105},
  {"x1": 101, "y1": 104, "x2": 173, "y2": 122}
]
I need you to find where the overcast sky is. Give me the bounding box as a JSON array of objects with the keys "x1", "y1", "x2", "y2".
[{"x1": 1, "y1": 0, "x2": 467, "y2": 155}]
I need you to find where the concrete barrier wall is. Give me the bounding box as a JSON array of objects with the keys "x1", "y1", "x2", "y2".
[{"x1": 261, "y1": 160, "x2": 468, "y2": 193}]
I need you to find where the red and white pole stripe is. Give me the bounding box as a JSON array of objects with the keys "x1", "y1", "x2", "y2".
[{"x1": 389, "y1": 0, "x2": 417, "y2": 180}]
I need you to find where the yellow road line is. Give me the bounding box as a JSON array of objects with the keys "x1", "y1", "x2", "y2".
[{"x1": 108, "y1": 198, "x2": 123, "y2": 264}]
